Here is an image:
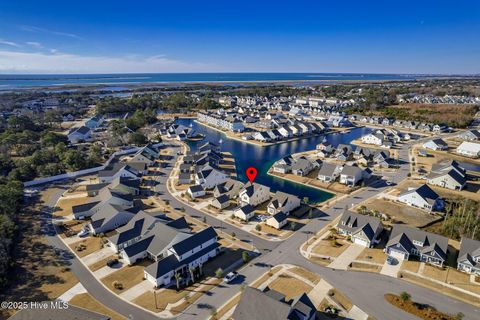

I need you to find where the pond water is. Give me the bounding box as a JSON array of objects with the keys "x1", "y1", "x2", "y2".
[{"x1": 176, "y1": 118, "x2": 372, "y2": 203}]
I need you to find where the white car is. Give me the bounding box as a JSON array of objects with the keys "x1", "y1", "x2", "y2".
[
  {"x1": 78, "y1": 228, "x2": 90, "y2": 238},
  {"x1": 223, "y1": 271, "x2": 239, "y2": 283}
]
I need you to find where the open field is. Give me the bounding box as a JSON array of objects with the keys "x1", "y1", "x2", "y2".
[
  {"x1": 70, "y1": 293, "x2": 127, "y2": 320},
  {"x1": 359, "y1": 196, "x2": 440, "y2": 227}
]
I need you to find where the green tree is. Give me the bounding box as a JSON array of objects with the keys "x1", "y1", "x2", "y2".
[
  {"x1": 174, "y1": 272, "x2": 182, "y2": 291},
  {"x1": 399, "y1": 291, "x2": 411, "y2": 302},
  {"x1": 242, "y1": 251, "x2": 249, "y2": 263}
]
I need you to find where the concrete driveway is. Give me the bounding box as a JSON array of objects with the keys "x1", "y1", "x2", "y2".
[
  {"x1": 380, "y1": 258, "x2": 402, "y2": 278},
  {"x1": 82, "y1": 246, "x2": 115, "y2": 266},
  {"x1": 327, "y1": 243, "x2": 364, "y2": 270}
]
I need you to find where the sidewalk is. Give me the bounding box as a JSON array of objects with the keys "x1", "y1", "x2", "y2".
[{"x1": 327, "y1": 243, "x2": 364, "y2": 270}]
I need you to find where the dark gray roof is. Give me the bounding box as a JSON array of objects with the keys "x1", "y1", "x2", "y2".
[
  {"x1": 271, "y1": 212, "x2": 287, "y2": 223},
  {"x1": 72, "y1": 201, "x2": 100, "y2": 214},
  {"x1": 8, "y1": 304, "x2": 110, "y2": 320},
  {"x1": 338, "y1": 211, "x2": 382, "y2": 242},
  {"x1": 215, "y1": 194, "x2": 230, "y2": 204},
  {"x1": 189, "y1": 185, "x2": 204, "y2": 193},
  {"x1": 318, "y1": 163, "x2": 339, "y2": 177},
  {"x1": 171, "y1": 227, "x2": 217, "y2": 256},
  {"x1": 458, "y1": 237, "x2": 480, "y2": 268},
  {"x1": 399, "y1": 184, "x2": 440, "y2": 205}
]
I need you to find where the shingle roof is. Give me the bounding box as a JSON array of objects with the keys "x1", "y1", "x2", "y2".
[{"x1": 171, "y1": 227, "x2": 217, "y2": 256}]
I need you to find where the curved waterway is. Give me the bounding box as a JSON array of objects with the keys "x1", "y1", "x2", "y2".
[{"x1": 176, "y1": 118, "x2": 372, "y2": 203}]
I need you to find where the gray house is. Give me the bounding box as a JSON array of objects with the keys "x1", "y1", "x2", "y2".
[
  {"x1": 386, "y1": 225, "x2": 448, "y2": 266},
  {"x1": 336, "y1": 211, "x2": 383, "y2": 247},
  {"x1": 397, "y1": 184, "x2": 443, "y2": 212},
  {"x1": 232, "y1": 286, "x2": 316, "y2": 320},
  {"x1": 427, "y1": 160, "x2": 466, "y2": 190},
  {"x1": 457, "y1": 237, "x2": 480, "y2": 275}
]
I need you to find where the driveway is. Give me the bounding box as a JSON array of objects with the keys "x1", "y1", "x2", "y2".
[
  {"x1": 327, "y1": 243, "x2": 364, "y2": 270},
  {"x1": 380, "y1": 259, "x2": 402, "y2": 278},
  {"x1": 81, "y1": 246, "x2": 114, "y2": 266}
]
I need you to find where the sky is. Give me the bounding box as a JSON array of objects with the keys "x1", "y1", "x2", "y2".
[{"x1": 0, "y1": 0, "x2": 479, "y2": 74}]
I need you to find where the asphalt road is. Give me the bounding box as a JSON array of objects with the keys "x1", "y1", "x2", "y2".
[{"x1": 38, "y1": 136, "x2": 480, "y2": 320}]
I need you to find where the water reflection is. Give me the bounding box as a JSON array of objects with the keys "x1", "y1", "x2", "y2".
[{"x1": 177, "y1": 118, "x2": 371, "y2": 203}]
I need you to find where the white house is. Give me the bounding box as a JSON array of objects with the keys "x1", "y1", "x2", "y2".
[
  {"x1": 427, "y1": 160, "x2": 466, "y2": 190},
  {"x1": 456, "y1": 141, "x2": 480, "y2": 158},
  {"x1": 67, "y1": 126, "x2": 91, "y2": 144},
  {"x1": 361, "y1": 133, "x2": 384, "y2": 146},
  {"x1": 265, "y1": 212, "x2": 288, "y2": 230},
  {"x1": 317, "y1": 163, "x2": 342, "y2": 183},
  {"x1": 187, "y1": 185, "x2": 206, "y2": 199},
  {"x1": 267, "y1": 191, "x2": 301, "y2": 215},
  {"x1": 195, "y1": 165, "x2": 228, "y2": 189},
  {"x1": 234, "y1": 204, "x2": 255, "y2": 221},
  {"x1": 397, "y1": 184, "x2": 443, "y2": 212},
  {"x1": 457, "y1": 237, "x2": 480, "y2": 275},
  {"x1": 339, "y1": 165, "x2": 364, "y2": 186},
  {"x1": 239, "y1": 182, "x2": 271, "y2": 207},
  {"x1": 423, "y1": 139, "x2": 448, "y2": 151}
]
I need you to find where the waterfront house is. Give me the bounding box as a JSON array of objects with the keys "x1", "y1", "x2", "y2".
[
  {"x1": 397, "y1": 184, "x2": 443, "y2": 212},
  {"x1": 385, "y1": 225, "x2": 448, "y2": 266},
  {"x1": 339, "y1": 165, "x2": 366, "y2": 186},
  {"x1": 144, "y1": 227, "x2": 219, "y2": 288},
  {"x1": 422, "y1": 139, "x2": 448, "y2": 151},
  {"x1": 232, "y1": 286, "x2": 316, "y2": 320},
  {"x1": 427, "y1": 160, "x2": 466, "y2": 190},
  {"x1": 291, "y1": 157, "x2": 314, "y2": 176},
  {"x1": 272, "y1": 156, "x2": 295, "y2": 174},
  {"x1": 457, "y1": 237, "x2": 480, "y2": 275},
  {"x1": 456, "y1": 141, "x2": 480, "y2": 158},
  {"x1": 195, "y1": 164, "x2": 228, "y2": 189},
  {"x1": 267, "y1": 191, "x2": 301, "y2": 215},
  {"x1": 361, "y1": 133, "x2": 384, "y2": 146},
  {"x1": 337, "y1": 211, "x2": 383, "y2": 247},
  {"x1": 239, "y1": 182, "x2": 271, "y2": 207},
  {"x1": 213, "y1": 178, "x2": 244, "y2": 199},
  {"x1": 317, "y1": 163, "x2": 342, "y2": 183}
]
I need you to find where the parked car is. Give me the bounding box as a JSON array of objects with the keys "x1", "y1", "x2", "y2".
[
  {"x1": 224, "y1": 271, "x2": 239, "y2": 283},
  {"x1": 77, "y1": 228, "x2": 89, "y2": 238}
]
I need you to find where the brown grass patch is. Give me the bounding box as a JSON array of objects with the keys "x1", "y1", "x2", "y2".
[
  {"x1": 268, "y1": 274, "x2": 313, "y2": 301},
  {"x1": 288, "y1": 267, "x2": 321, "y2": 284},
  {"x1": 356, "y1": 248, "x2": 387, "y2": 264},
  {"x1": 385, "y1": 293, "x2": 456, "y2": 320},
  {"x1": 101, "y1": 261, "x2": 150, "y2": 294},
  {"x1": 54, "y1": 196, "x2": 90, "y2": 217},
  {"x1": 328, "y1": 288, "x2": 353, "y2": 311},
  {"x1": 70, "y1": 293, "x2": 126, "y2": 320},
  {"x1": 69, "y1": 236, "x2": 103, "y2": 258},
  {"x1": 349, "y1": 262, "x2": 382, "y2": 273},
  {"x1": 89, "y1": 255, "x2": 117, "y2": 272}
]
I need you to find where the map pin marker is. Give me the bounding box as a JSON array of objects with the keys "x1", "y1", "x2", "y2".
[{"x1": 246, "y1": 167, "x2": 258, "y2": 184}]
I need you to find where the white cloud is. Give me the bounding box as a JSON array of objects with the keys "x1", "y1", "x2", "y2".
[
  {"x1": 0, "y1": 50, "x2": 220, "y2": 73},
  {"x1": 26, "y1": 41, "x2": 43, "y2": 48},
  {"x1": 0, "y1": 39, "x2": 20, "y2": 47},
  {"x1": 20, "y1": 25, "x2": 82, "y2": 39}
]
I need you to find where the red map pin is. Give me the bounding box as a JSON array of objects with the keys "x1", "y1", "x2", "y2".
[{"x1": 246, "y1": 167, "x2": 258, "y2": 183}]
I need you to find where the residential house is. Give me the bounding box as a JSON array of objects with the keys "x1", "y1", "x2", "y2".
[
  {"x1": 98, "y1": 163, "x2": 141, "y2": 183},
  {"x1": 85, "y1": 115, "x2": 104, "y2": 129},
  {"x1": 144, "y1": 227, "x2": 219, "y2": 287},
  {"x1": 317, "y1": 163, "x2": 342, "y2": 183},
  {"x1": 336, "y1": 211, "x2": 383, "y2": 247},
  {"x1": 427, "y1": 160, "x2": 466, "y2": 190},
  {"x1": 72, "y1": 188, "x2": 133, "y2": 219},
  {"x1": 67, "y1": 126, "x2": 91, "y2": 144},
  {"x1": 265, "y1": 212, "x2": 288, "y2": 230},
  {"x1": 339, "y1": 165, "x2": 366, "y2": 186},
  {"x1": 291, "y1": 157, "x2": 314, "y2": 176},
  {"x1": 422, "y1": 139, "x2": 448, "y2": 151},
  {"x1": 187, "y1": 185, "x2": 206, "y2": 199},
  {"x1": 213, "y1": 178, "x2": 244, "y2": 199},
  {"x1": 457, "y1": 130, "x2": 480, "y2": 141},
  {"x1": 195, "y1": 165, "x2": 228, "y2": 189},
  {"x1": 386, "y1": 225, "x2": 448, "y2": 266},
  {"x1": 397, "y1": 184, "x2": 443, "y2": 212},
  {"x1": 361, "y1": 133, "x2": 384, "y2": 146},
  {"x1": 239, "y1": 182, "x2": 271, "y2": 207},
  {"x1": 234, "y1": 204, "x2": 255, "y2": 221},
  {"x1": 456, "y1": 141, "x2": 480, "y2": 158},
  {"x1": 88, "y1": 204, "x2": 137, "y2": 235},
  {"x1": 267, "y1": 191, "x2": 301, "y2": 215},
  {"x1": 210, "y1": 194, "x2": 230, "y2": 210},
  {"x1": 457, "y1": 237, "x2": 480, "y2": 275},
  {"x1": 232, "y1": 286, "x2": 316, "y2": 320},
  {"x1": 272, "y1": 155, "x2": 295, "y2": 174}
]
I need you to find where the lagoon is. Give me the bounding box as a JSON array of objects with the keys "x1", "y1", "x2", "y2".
[{"x1": 176, "y1": 118, "x2": 372, "y2": 203}]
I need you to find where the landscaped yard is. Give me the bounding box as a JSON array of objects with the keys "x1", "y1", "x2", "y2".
[
  {"x1": 422, "y1": 265, "x2": 480, "y2": 295},
  {"x1": 70, "y1": 293, "x2": 126, "y2": 320},
  {"x1": 268, "y1": 274, "x2": 313, "y2": 301},
  {"x1": 101, "y1": 261, "x2": 151, "y2": 294},
  {"x1": 69, "y1": 236, "x2": 104, "y2": 258}
]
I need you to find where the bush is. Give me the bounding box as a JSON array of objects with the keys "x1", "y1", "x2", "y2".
[
  {"x1": 113, "y1": 281, "x2": 124, "y2": 290},
  {"x1": 107, "y1": 259, "x2": 119, "y2": 267},
  {"x1": 255, "y1": 224, "x2": 261, "y2": 231},
  {"x1": 399, "y1": 291, "x2": 411, "y2": 302}
]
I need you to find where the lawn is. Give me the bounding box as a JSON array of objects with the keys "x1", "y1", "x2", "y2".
[
  {"x1": 312, "y1": 238, "x2": 351, "y2": 258},
  {"x1": 401, "y1": 260, "x2": 420, "y2": 273},
  {"x1": 328, "y1": 289, "x2": 353, "y2": 311},
  {"x1": 423, "y1": 265, "x2": 480, "y2": 295},
  {"x1": 69, "y1": 293, "x2": 126, "y2": 320},
  {"x1": 101, "y1": 261, "x2": 150, "y2": 294},
  {"x1": 69, "y1": 236, "x2": 104, "y2": 258},
  {"x1": 59, "y1": 220, "x2": 87, "y2": 238},
  {"x1": 268, "y1": 274, "x2": 313, "y2": 301},
  {"x1": 356, "y1": 248, "x2": 387, "y2": 265},
  {"x1": 89, "y1": 254, "x2": 117, "y2": 272}
]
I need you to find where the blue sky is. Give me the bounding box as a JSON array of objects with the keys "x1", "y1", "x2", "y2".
[{"x1": 0, "y1": 0, "x2": 479, "y2": 74}]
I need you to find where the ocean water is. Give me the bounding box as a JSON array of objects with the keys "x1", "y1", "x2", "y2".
[{"x1": 0, "y1": 73, "x2": 435, "y2": 90}]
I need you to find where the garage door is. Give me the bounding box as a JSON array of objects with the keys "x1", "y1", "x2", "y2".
[
  {"x1": 389, "y1": 249, "x2": 407, "y2": 260},
  {"x1": 353, "y1": 237, "x2": 368, "y2": 247}
]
